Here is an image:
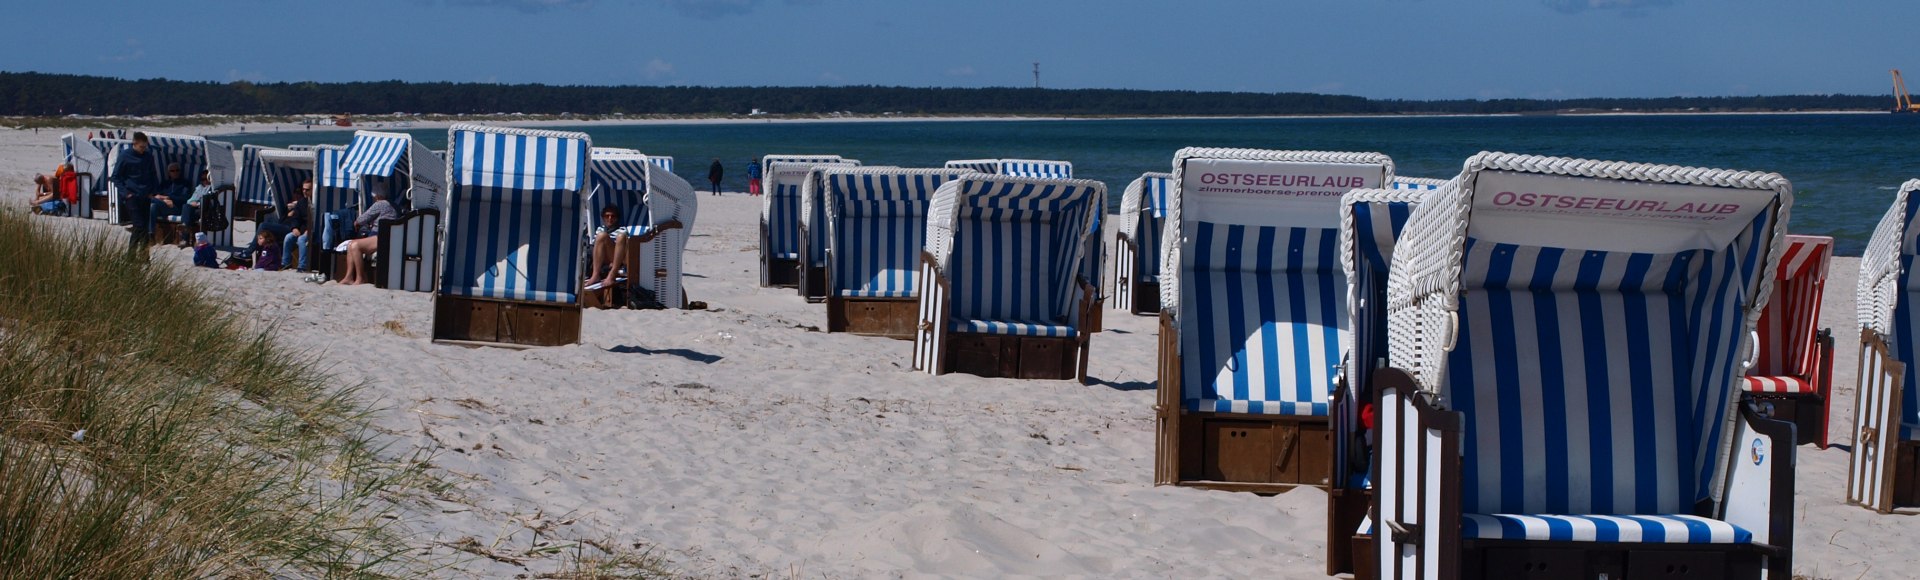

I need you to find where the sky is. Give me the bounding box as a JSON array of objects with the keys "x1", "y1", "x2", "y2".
[{"x1": 0, "y1": 0, "x2": 1911, "y2": 100}]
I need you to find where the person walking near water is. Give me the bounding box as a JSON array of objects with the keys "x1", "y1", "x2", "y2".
[
  {"x1": 707, "y1": 158, "x2": 724, "y2": 196},
  {"x1": 747, "y1": 158, "x2": 762, "y2": 195}
]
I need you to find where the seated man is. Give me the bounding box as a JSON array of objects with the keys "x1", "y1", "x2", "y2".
[
  {"x1": 339, "y1": 191, "x2": 399, "y2": 286},
  {"x1": 149, "y1": 163, "x2": 191, "y2": 242}
]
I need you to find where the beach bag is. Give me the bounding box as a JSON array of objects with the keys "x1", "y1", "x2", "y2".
[{"x1": 199, "y1": 197, "x2": 229, "y2": 232}]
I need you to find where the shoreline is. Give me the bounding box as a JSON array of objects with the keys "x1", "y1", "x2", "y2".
[{"x1": 5, "y1": 109, "x2": 1890, "y2": 138}]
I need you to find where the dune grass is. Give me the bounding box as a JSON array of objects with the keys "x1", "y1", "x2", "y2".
[{"x1": 0, "y1": 209, "x2": 435, "y2": 577}]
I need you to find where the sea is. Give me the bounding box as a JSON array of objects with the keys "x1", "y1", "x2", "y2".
[{"x1": 221, "y1": 113, "x2": 1920, "y2": 255}]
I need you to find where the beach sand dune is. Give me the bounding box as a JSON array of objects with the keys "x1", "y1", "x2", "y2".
[{"x1": 0, "y1": 126, "x2": 1910, "y2": 579}]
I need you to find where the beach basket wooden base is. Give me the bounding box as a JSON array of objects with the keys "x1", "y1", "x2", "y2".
[
  {"x1": 1462, "y1": 542, "x2": 1765, "y2": 579},
  {"x1": 946, "y1": 333, "x2": 1084, "y2": 381},
  {"x1": 433, "y1": 296, "x2": 581, "y2": 348},
  {"x1": 828, "y1": 297, "x2": 917, "y2": 340},
  {"x1": 1154, "y1": 312, "x2": 1332, "y2": 493},
  {"x1": 1327, "y1": 487, "x2": 1373, "y2": 578}
]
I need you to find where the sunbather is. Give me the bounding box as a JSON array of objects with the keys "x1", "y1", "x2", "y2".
[
  {"x1": 339, "y1": 191, "x2": 399, "y2": 285},
  {"x1": 584, "y1": 206, "x2": 623, "y2": 290},
  {"x1": 29, "y1": 174, "x2": 62, "y2": 214}
]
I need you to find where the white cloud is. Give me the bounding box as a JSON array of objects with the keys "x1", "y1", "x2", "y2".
[
  {"x1": 452, "y1": 0, "x2": 591, "y2": 12},
  {"x1": 667, "y1": 0, "x2": 759, "y2": 19},
  {"x1": 946, "y1": 66, "x2": 976, "y2": 77},
  {"x1": 100, "y1": 38, "x2": 144, "y2": 63},
  {"x1": 644, "y1": 58, "x2": 676, "y2": 80},
  {"x1": 1543, "y1": 0, "x2": 1676, "y2": 14}
]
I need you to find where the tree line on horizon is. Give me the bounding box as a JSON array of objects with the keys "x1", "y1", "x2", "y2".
[{"x1": 0, "y1": 71, "x2": 1891, "y2": 117}]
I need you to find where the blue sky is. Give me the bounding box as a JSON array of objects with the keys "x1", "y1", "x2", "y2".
[{"x1": 0, "y1": 0, "x2": 1907, "y2": 99}]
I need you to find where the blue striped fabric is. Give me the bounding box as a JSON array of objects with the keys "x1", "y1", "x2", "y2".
[
  {"x1": 1180, "y1": 222, "x2": 1345, "y2": 416},
  {"x1": 762, "y1": 157, "x2": 847, "y2": 261},
  {"x1": 339, "y1": 132, "x2": 410, "y2": 183},
  {"x1": 1897, "y1": 200, "x2": 1920, "y2": 439},
  {"x1": 949, "y1": 319, "x2": 1077, "y2": 338},
  {"x1": 998, "y1": 160, "x2": 1072, "y2": 179},
  {"x1": 1461, "y1": 514, "x2": 1752, "y2": 544},
  {"x1": 827, "y1": 170, "x2": 962, "y2": 298},
  {"x1": 1347, "y1": 199, "x2": 1418, "y2": 407},
  {"x1": 311, "y1": 146, "x2": 358, "y2": 216},
  {"x1": 259, "y1": 153, "x2": 315, "y2": 212},
  {"x1": 238, "y1": 145, "x2": 272, "y2": 205},
  {"x1": 440, "y1": 126, "x2": 590, "y2": 303},
  {"x1": 1446, "y1": 209, "x2": 1771, "y2": 517},
  {"x1": 944, "y1": 160, "x2": 999, "y2": 174},
  {"x1": 648, "y1": 156, "x2": 673, "y2": 172},
  {"x1": 1134, "y1": 174, "x2": 1172, "y2": 283},
  {"x1": 948, "y1": 179, "x2": 1098, "y2": 337},
  {"x1": 588, "y1": 155, "x2": 653, "y2": 236},
  {"x1": 145, "y1": 133, "x2": 209, "y2": 189},
  {"x1": 768, "y1": 180, "x2": 805, "y2": 260}
]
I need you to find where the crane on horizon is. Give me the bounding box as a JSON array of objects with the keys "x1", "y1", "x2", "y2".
[
  {"x1": 1893, "y1": 69, "x2": 1920, "y2": 113},
  {"x1": 1033, "y1": 62, "x2": 1041, "y2": 89}
]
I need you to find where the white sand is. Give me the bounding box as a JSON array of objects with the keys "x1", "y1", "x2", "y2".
[{"x1": 0, "y1": 124, "x2": 1909, "y2": 579}]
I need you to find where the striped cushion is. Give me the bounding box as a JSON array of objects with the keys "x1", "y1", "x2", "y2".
[
  {"x1": 1462, "y1": 514, "x2": 1752, "y2": 544},
  {"x1": 1742, "y1": 375, "x2": 1814, "y2": 394},
  {"x1": 1447, "y1": 214, "x2": 1767, "y2": 516},
  {"x1": 840, "y1": 289, "x2": 913, "y2": 298},
  {"x1": 1179, "y1": 223, "x2": 1345, "y2": 417},
  {"x1": 950, "y1": 319, "x2": 1076, "y2": 338},
  {"x1": 1348, "y1": 199, "x2": 1416, "y2": 393}
]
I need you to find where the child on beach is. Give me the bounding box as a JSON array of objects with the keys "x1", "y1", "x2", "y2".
[
  {"x1": 747, "y1": 159, "x2": 762, "y2": 195},
  {"x1": 192, "y1": 232, "x2": 218, "y2": 268},
  {"x1": 251, "y1": 232, "x2": 282, "y2": 271}
]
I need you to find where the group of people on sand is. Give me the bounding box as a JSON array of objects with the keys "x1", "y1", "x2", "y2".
[
  {"x1": 80, "y1": 131, "x2": 394, "y2": 285},
  {"x1": 705, "y1": 157, "x2": 767, "y2": 196}
]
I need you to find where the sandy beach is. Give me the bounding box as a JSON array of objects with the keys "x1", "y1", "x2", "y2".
[{"x1": 2, "y1": 123, "x2": 1909, "y2": 579}]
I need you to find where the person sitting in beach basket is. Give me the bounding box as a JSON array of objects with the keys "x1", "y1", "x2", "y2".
[
  {"x1": 820, "y1": 166, "x2": 969, "y2": 338},
  {"x1": 1113, "y1": 172, "x2": 1172, "y2": 315},
  {"x1": 580, "y1": 149, "x2": 697, "y2": 310},
  {"x1": 1848, "y1": 180, "x2": 1920, "y2": 512},
  {"x1": 1371, "y1": 152, "x2": 1795, "y2": 579},
  {"x1": 911, "y1": 173, "x2": 1105, "y2": 382},
  {"x1": 433, "y1": 124, "x2": 593, "y2": 348},
  {"x1": 758, "y1": 154, "x2": 853, "y2": 288},
  {"x1": 1151, "y1": 148, "x2": 1394, "y2": 494},
  {"x1": 339, "y1": 191, "x2": 399, "y2": 286},
  {"x1": 1324, "y1": 178, "x2": 1444, "y2": 579},
  {"x1": 1740, "y1": 234, "x2": 1835, "y2": 448}
]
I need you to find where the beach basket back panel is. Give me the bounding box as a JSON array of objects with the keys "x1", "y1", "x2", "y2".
[{"x1": 1444, "y1": 210, "x2": 1771, "y2": 516}]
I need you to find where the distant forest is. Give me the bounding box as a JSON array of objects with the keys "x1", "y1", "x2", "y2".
[{"x1": 0, "y1": 71, "x2": 1892, "y2": 117}]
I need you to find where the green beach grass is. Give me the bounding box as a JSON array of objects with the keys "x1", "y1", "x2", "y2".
[{"x1": 0, "y1": 208, "x2": 433, "y2": 578}]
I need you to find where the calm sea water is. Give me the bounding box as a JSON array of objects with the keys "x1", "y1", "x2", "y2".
[{"x1": 222, "y1": 114, "x2": 1920, "y2": 255}]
